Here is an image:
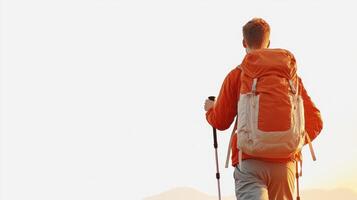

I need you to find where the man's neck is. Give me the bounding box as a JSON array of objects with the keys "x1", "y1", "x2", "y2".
[{"x1": 245, "y1": 47, "x2": 268, "y2": 54}]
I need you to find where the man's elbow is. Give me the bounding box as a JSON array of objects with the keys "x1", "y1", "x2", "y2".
[{"x1": 306, "y1": 118, "x2": 323, "y2": 142}]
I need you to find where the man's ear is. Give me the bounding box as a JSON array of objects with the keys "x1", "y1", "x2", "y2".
[{"x1": 243, "y1": 39, "x2": 247, "y2": 48}]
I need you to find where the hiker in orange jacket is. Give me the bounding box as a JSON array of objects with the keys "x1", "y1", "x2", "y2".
[{"x1": 204, "y1": 18, "x2": 323, "y2": 200}]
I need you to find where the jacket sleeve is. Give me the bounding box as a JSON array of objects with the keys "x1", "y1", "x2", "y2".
[
  {"x1": 205, "y1": 68, "x2": 241, "y2": 131},
  {"x1": 299, "y1": 78, "x2": 323, "y2": 142}
]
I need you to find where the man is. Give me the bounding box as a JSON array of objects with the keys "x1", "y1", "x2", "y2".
[{"x1": 204, "y1": 18, "x2": 323, "y2": 200}]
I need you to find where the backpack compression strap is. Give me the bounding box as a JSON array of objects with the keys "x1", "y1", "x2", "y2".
[
  {"x1": 225, "y1": 117, "x2": 238, "y2": 168},
  {"x1": 306, "y1": 133, "x2": 316, "y2": 161}
]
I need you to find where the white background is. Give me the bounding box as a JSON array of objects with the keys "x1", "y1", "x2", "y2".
[{"x1": 1, "y1": 0, "x2": 357, "y2": 199}]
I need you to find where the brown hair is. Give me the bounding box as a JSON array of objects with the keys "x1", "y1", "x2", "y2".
[{"x1": 243, "y1": 18, "x2": 270, "y2": 49}]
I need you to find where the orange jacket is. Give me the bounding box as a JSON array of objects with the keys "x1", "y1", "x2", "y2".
[{"x1": 206, "y1": 54, "x2": 323, "y2": 166}]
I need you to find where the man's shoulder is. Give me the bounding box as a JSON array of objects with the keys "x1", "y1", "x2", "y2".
[
  {"x1": 223, "y1": 65, "x2": 242, "y2": 85},
  {"x1": 227, "y1": 65, "x2": 242, "y2": 79}
]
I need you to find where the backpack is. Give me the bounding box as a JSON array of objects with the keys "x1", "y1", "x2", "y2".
[{"x1": 234, "y1": 49, "x2": 315, "y2": 165}]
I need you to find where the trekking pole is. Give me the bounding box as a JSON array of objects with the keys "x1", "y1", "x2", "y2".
[
  {"x1": 295, "y1": 161, "x2": 301, "y2": 200},
  {"x1": 208, "y1": 96, "x2": 221, "y2": 200}
]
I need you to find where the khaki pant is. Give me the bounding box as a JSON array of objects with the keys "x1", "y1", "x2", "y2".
[{"x1": 234, "y1": 159, "x2": 296, "y2": 200}]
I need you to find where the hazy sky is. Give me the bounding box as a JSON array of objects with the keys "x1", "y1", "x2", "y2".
[{"x1": 1, "y1": 0, "x2": 357, "y2": 199}]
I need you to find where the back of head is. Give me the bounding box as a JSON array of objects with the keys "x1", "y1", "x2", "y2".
[{"x1": 243, "y1": 18, "x2": 270, "y2": 49}]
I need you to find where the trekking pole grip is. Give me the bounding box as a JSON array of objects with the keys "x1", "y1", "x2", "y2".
[
  {"x1": 213, "y1": 127, "x2": 218, "y2": 148},
  {"x1": 208, "y1": 96, "x2": 218, "y2": 149}
]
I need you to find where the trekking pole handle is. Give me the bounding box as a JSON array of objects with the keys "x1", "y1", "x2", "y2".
[
  {"x1": 213, "y1": 127, "x2": 218, "y2": 148},
  {"x1": 208, "y1": 96, "x2": 218, "y2": 149}
]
